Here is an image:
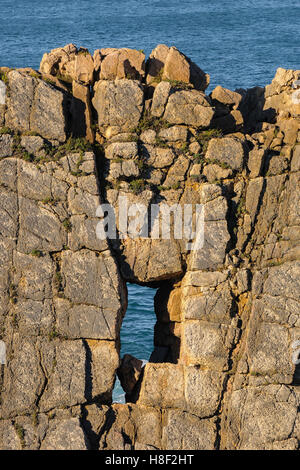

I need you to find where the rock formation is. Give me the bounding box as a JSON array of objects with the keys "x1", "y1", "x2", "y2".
[{"x1": 0, "y1": 45, "x2": 299, "y2": 450}]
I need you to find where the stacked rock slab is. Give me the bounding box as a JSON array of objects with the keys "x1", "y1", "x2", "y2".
[
  {"x1": 0, "y1": 45, "x2": 299, "y2": 450},
  {"x1": 40, "y1": 44, "x2": 95, "y2": 143}
]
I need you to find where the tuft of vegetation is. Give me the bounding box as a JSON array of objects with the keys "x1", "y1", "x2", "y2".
[
  {"x1": 165, "y1": 79, "x2": 193, "y2": 90},
  {"x1": 42, "y1": 76, "x2": 56, "y2": 86},
  {"x1": 236, "y1": 196, "x2": 246, "y2": 217},
  {"x1": 22, "y1": 151, "x2": 35, "y2": 162},
  {"x1": 54, "y1": 272, "x2": 63, "y2": 290},
  {"x1": 30, "y1": 249, "x2": 43, "y2": 258},
  {"x1": 191, "y1": 152, "x2": 205, "y2": 164},
  {"x1": 136, "y1": 157, "x2": 148, "y2": 171},
  {"x1": 69, "y1": 137, "x2": 93, "y2": 153},
  {"x1": 111, "y1": 180, "x2": 121, "y2": 191},
  {"x1": 152, "y1": 67, "x2": 165, "y2": 84},
  {"x1": 56, "y1": 72, "x2": 73, "y2": 84},
  {"x1": 205, "y1": 158, "x2": 231, "y2": 169},
  {"x1": 180, "y1": 142, "x2": 189, "y2": 154},
  {"x1": 29, "y1": 70, "x2": 40, "y2": 80},
  {"x1": 171, "y1": 182, "x2": 181, "y2": 190},
  {"x1": 195, "y1": 128, "x2": 223, "y2": 156},
  {"x1": 32, "y1": 410, "x2": 39, "y2": 427},
  {"x1": 42, "y1": 196, "x2": 58, "y2": 206},
  {"x1": 0, "y1": 126, "x2": 13, "y2": 135},
  {"x1": 157, "y1": 182, "x2": 181, "y2": 191},
  {"x1": 131, "y1": 110, "x2": 171, "y2": 135},
  {"x1": 22, "y1": 130, "x2": 39, "y2": 136},
  {"x1": 48, "y1": 327, "x2": 60, "y2": 341},
  {"x1": 0, "y1": 70, "x2": 9, "y2": 85},
  {"x1": 14, "y1": 423, "x2": 26, "y2": 449},
  {"x1": 127, "y1": 133, "x2": 139, "y2": 143},
  {"x1": 129, "y1": 179, "x2": 146, "y2": 195},
  {"x1": 52, "y1": 137, "x2": 93, "y2": 160},
  {"x1": 62, "y1": 218, "x2": 72, "y2": 232},
  {"x1": 9, "y1": 283, "x2": 17, "y2": 305},
  {"x1": 11, "y1": 310, "x2": 18, "y2": 328},
  {"x1": 189, "y1": 174, "x2": 205, "y2": 183},
  {"x1": 155, "y1": 136, "x2": 169, "y2": 148}
]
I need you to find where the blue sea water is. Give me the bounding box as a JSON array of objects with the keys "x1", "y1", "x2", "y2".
[
  {"x1": 113, "y1": 284, "x2": 157, "y2": 403},
  {"x1": 0, "y1": 0, "x2": 299, "y2": 401},
  {"x1": 0, "y1": 0, "x2": 299, "y2": 91}
]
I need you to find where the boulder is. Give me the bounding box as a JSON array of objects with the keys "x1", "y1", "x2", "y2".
[
  {"x1": 105, "y1": 142, "x2": 138, "y2": 160},
  {"x1": 210, "y1": 109, "x2": 244, "y2": 133},
  {"x1": 92, "y1": 80, "x2": 144, "y2": 132},
  {"x1": 205, "y1": 136, "x2": 245, "y2": 170},
  {"x1": 158, "y1": 125, "x2": 188, "y2": 142},
  {"x1": 203, "y1": 163, "x2": 233, "y2": 182},
  {"x1": 40, "y1": 44, "x2": 94, "y2": 85},
  {"x1": 142, "y1": 144, "x2": 175, "y2": 168},
  {"x1": 138, "y1": 363, "x2": 185, "y2": 408},
  {"x1": 139, "y1": 129, "x2": 156, "y2": 144},
  {"x1": 5, "y1": 70, "x2": 69, "y2": 141},
  {"x1": 74, "y1": 51, "x2": 94, "y2": 85},
  {"x1": 188, "y1": 195, "x2": 230, "y2": 271},
  {"x1": 210, "y1": 85, "x2": 242, "y2": 109},
  {"x1": 30, "y1": 80, "x2": 69, "y2": 142},
  {"x1": 151, "y1": 81, "x2": 172, "y2": 117},
  {"x1": 5, "y1": 70, "x2": 36, "y2": 132},
  {"x1": 39, "y1": 43, "x2": 78, "y2": 79},
  {"x1": 223, "y1": 385, "x2": 299, "y2": 450},
  {"x1": 117, "y1": 354, "x2": 144, "y2": 395},
  {"x1": 163, "y1": 89, "x2": 214, "y2": 128},
  {"x1": 247, "y1": 147, "x2": 265, "y2": 177},
  {"x1": 146, "y1": 44, "x2": 169, "y2": 86},
  {"x1": 20, "y1": 135, "x2": 44, "y2": 155},
  {"x1": 97, "y1": 48, "x2": 145, "y2": 81},
  {"x1": 146, "y1": 45, "x2": 210, "y2": 91},
  {"x1": 105, "y1": 159, "x2": 140, "y2": 181}
]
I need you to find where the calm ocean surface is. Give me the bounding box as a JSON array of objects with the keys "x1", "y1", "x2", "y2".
[{"x1": 0, "y1": 0, "x2": 299, "y2": 401}]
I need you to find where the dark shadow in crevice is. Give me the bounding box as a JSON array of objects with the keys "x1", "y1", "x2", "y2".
[
  {"x1": 83, "y1": 405, "x2": 118, "y2": 450},
  {"x1": 238, "y1": 85, "x2": 276, "y2": 135},
  {"x1": 70, "y1": 95, "x2": 87, "y2": 138},
  {"x1": 292, "y1": 358, "x2": 300, "y2": 386},
  {"x1": 83, "y1": 339, "x2": 93, "y2": 403},
  {"x1": 123, "y1": 59, "x2": 144, "y2": 81}
]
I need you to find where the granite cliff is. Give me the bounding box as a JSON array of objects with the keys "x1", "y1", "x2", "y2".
[{"x1": 0, "y1": 44, "x2": 299, "y2": 450}]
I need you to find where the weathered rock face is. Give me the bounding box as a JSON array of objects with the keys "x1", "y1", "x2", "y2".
[
  {"x1": 0, "y1": 44, "x2": 300, "y2": 450},
  {"x1": 92, "y1": 79, "x2": 144, "y2": 134},
  {"x1": 40, "y1": 44, "x2": 94, "y2": 85},
  {"x1": 0, "y1": 149, "x2": 126, "y2": 448},
  {"x1": 4, "y1": 70, "x2": 70, "y2": 142},
  {"x1": 146, "y1": 44, "x2": 210, "y2": 91},
  {"x1": 95, "y1": 48, "x2": 145, "y2": 81}
]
